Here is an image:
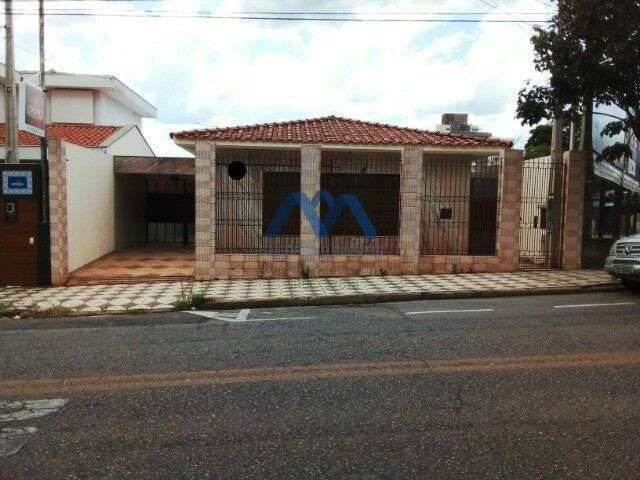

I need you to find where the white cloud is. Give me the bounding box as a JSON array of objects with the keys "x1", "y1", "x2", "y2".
[{"x1": 5, "y1": 0, "x2": 552, "y2": 152}]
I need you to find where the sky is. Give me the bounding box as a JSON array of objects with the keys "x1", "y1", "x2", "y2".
[{"x1": 4, "y1": 0, "x2": 553, "y2": 157}]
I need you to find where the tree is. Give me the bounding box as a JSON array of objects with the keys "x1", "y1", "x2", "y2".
[
  {"x1": 524, "y1": 124, "x2": 551, "y2": 159},
  {"x1": 516, "y1": 0, "x2": 640, "y2": 163},
  {"x1": 523, "y1": 123, "x2": 577, "y2": 159}
]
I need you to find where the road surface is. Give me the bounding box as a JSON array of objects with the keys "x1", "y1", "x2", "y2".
[{"x1": 1, "y1": 290, "x2": 639, "y2": 479}]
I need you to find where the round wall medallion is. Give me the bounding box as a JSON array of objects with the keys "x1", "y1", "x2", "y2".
[{"x1": 228, "y1": 161, "x2": 247, "y2": 180}]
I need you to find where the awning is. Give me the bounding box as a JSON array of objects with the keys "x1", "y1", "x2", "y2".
[{"x1": 593, "y1": 161, "x2": 640, "y2": 193}]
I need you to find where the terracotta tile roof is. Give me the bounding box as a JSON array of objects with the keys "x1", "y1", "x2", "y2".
[
  {"x1": 170, "y1": 115, "x2": 512, "y2": 148},
  {"x1": 0, "y1": 123, "x2": 120, "y2": 147}
]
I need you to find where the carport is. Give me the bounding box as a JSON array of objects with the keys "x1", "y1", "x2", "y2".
[{"x1": 67, "y1": 156, "x2": 196, "y2": 284}]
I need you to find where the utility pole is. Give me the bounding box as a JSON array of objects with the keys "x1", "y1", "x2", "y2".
[
  {"x1": 4, "y1": 0, "x2": 19, "y2": 163},
  {"x1": 37, "y1": 0, "x2": 51, "y2": 285},
  {"x1": 39, "y1": 0, "x2": 48, "y2": 218}
]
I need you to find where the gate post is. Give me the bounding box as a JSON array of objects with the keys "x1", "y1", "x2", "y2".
[
  {"x1": 194, "y1": 141, "x2": 216, "y2": 280},
  {"x1": 399, "y1": 146, "x2": 422, "y2": 274},
  {"x1": 561, "y1": 150, "x2": 587, "y2": 270},
  {"x1": 497, "y1": 149, "x2": 523, "y2": 271},
  {"x1": 48, "y1": 139, "x2": 69, "y2": 286},
  {"x1": 300, "y1": 144, "x2": 321, "y2": 277}
]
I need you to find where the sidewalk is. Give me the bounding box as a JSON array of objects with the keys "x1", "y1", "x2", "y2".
[{"x1": 0, "y1": 270, "x2": 619, "y2": 318}]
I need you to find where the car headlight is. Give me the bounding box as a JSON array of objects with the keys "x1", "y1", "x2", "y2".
[{"x1": 609, "y1": 242, "x2": 618, "y2": 256}]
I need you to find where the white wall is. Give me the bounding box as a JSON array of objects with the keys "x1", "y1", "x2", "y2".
[
  {"x1": 94, "y1": 92, "x2": 140, "y2": 126},
  {"x1": 50, "y1": 89, "x2": 94, "y2": 124},
  {"x1": 0, "y1": 146, "x2": 42, "y2": 161},
  {"x1": 0, "y1": 88, "x2": 143, "y2": 127},
  {"x1": 0, "y1": 90, "x2": 5, "y2": 120},
  {"x1": 65, "y1": 142, "x2": 115, "y2": 271},
  {"x1": 106, "y1": 127, "x2": 154, "y2": 157}
]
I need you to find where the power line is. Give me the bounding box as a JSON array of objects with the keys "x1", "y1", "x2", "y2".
[
  {"x1": 10, "y1": 8, "x2": 553, "y2": 16},
  {"x1": 5, "y1": 11, "x2": 554, "y2": 23}
]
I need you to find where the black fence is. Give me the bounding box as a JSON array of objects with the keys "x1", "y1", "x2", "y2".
[
  {"x1": 519, "y1": 156, "x2": 565, "y2": 270},
  {"x1": 320, "y1": 150, "x2": 401, "y2": 255},
  {"x1": 421, "y1": 155, "x2": 501, "y2": 255},
  {"x1": 146, "y1": 176, "x2": 195, "y2": 244},
  {"x1": 215, "y1": 148, "x2": 301, "y2": 254}
]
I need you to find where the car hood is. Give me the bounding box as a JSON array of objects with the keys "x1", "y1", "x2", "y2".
[{"x1": 619, "y1": 233, "x2": 640, "y2": 243}]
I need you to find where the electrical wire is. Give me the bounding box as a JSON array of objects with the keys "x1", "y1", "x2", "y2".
[{"x1": 4, "y1": 11, "x2": 554, "y2": 23}]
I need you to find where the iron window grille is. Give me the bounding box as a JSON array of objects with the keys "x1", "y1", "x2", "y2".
[
  {"x1": 421, "y1": 154, "x2": 502, "y2": 256},
  {"x1": 320, "y1": 150, "x2": 401, "y2": 255},
  {"x1": 215, "y1": 148, "x2": 301, "y2": 254}
]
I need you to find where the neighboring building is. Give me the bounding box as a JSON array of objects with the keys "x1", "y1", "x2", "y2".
[
  {"x1": 436, "y1": 113, "x2": 492, "y2": 138},
  {"x1": 583, "y1": 106, "x2": 640, "y2": 267},
  {"x1": 0, "y1": 67, "x2": 156, "y2": 160},
  {"x1": 0, "y1": 67, "x2": 158, "y2": 286}
]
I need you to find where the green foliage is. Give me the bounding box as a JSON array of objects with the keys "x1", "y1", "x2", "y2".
[
  {"x1": 32, "y1": 305, "x2": 73, "y2": 318},
  {"x1": 0, "y1": 302, "x2": 12, "y2": 317},
  {"x1": 522, "y1": 123, "x2": 578, "y2": 159},
  {"x1": 172, "y1": 283, "x2": 207, "y2": 310},
  {"x1": 524, "y1": 144, "x2": 551, "y2": 160},
  {"x1": 517, "y1": 0, "x2": 640, "y2": 162}
]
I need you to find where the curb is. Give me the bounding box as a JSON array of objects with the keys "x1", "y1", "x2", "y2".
[
  {"x1": 200, "y1": 282, "x2": 624, "y2": 310},
  {"x1": 1, "y1": 281, "x2": 624, "y2": 321}
]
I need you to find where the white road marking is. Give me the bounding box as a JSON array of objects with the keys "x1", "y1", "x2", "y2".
[
  {"x1": 553, "y1": 302, "x2": 636, "y2": 309},
  {"x1": 406, "y1": 308, "x2": 495, "y2": 315},
  {"x1": 188, "y1": 309, "x2": 315, "y2": 323},
  {"x1": 233, "y1": 316, "x2": 315, "y2": 323},
  {"x1": 0, "y1": 427, "x2": 38, "y2": 457},
  {"x1": 0, "y1": 399, "x2": 68, "y2": 422},
  {"x1": 0, "y1": 398, "x2": 68, "y2": 456}
]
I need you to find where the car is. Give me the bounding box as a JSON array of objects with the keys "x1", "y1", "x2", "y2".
[{"x1": 605, "y1": 234, "x2": 640, "y2": 292}]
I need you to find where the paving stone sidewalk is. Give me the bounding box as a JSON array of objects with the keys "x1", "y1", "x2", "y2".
[{"x1": 0, "y1": 270, "x2": 618, "y2": 317}]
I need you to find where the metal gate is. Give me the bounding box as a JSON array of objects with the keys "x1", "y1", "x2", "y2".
[
  {"x1": 146, "y1": 176, "x2": 195, "y2": 245},
  {"x1": 518, "y1": 156, "x2": 566, "y2": 270}
]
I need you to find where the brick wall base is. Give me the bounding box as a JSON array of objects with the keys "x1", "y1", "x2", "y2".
[
  {"x1": 418, "y1": 255, "x2": 505, "y2": 274},
  {"x1": 207, "y1": 253, "x2": 512, "y2": 279},
  {"x1": 211, "y1": 255, "x2": 302, "y2": 280}
]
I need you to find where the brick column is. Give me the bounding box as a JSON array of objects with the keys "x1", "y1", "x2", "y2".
[
  {"x1": 399, "y1": 146, "x2": 422, "y2": 274},
  {"x1": 300, "y1": 144, "x2": 321, "y2": 276},
  {"x1": 561, "y1": 150, "x2": 587, "y2": 270},
  {"x1": 48, "y1": 139, "x2": 69, "y2": 286},
  {"x1": 496, "y1": 149, "x2": 523, "y2": 272},
  {"x1": 194, "y1": 141, "x2": 216, "y2": 280}
]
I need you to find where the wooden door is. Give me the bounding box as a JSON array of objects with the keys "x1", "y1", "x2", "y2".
[{"x1": 0, "y1": 164, "x2": 40, "y2": 287}]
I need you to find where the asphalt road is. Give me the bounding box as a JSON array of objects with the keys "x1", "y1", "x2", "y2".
[{"x1": 1, "y1": 290, "x2": 640, "y2": 479}]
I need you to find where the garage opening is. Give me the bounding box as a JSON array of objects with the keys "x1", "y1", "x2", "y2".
[{"x1": 145, "y1": 176, "x2": 195, "y2": 245}]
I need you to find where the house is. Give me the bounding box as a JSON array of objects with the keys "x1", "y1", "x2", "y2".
[{"x1": 166, "y1": 115, "x2": 531, "y2": 280}]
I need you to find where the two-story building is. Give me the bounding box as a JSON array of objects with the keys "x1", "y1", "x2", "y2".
[{"x1": 0, "y1": 67, "x2": 194, "y2": 287}]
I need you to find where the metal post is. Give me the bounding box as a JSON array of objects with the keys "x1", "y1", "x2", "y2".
[
  {"x1": 4, "y1": 0, "x2": 19, "y2": 163},
  {"x1": 549, "y1": 119, "x2": 565, "y2": 267},
  {"x1": 569, "y1": 120, "x2": 576, "y2": 151}
]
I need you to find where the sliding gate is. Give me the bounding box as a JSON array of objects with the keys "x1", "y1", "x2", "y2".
[{"x1": 518, "y1": 156, "x2": 566, "y2": 270}]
